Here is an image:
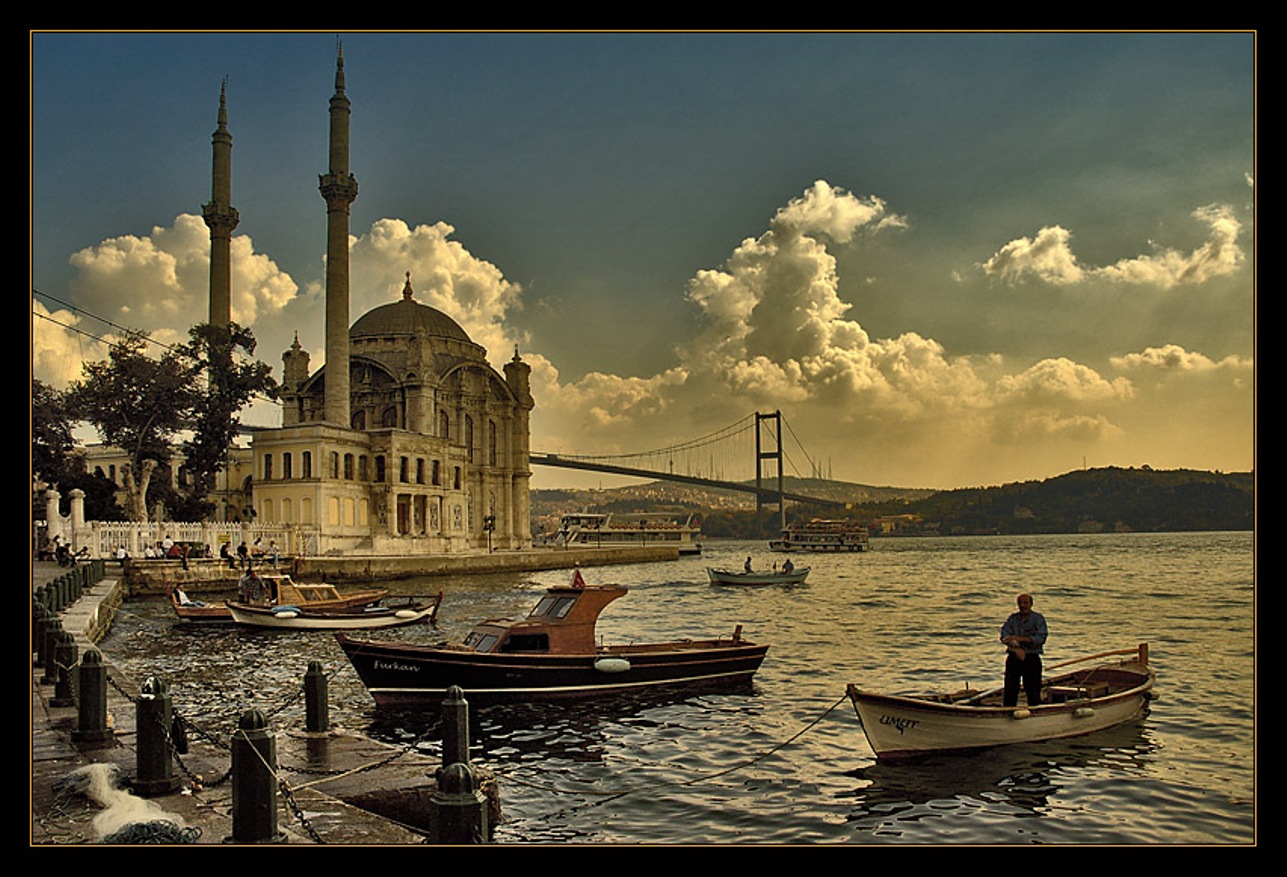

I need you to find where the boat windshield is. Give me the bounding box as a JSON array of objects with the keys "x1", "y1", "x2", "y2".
[
  {"x1": 463, "y1": 632, "x2": 499, "y2": 652},
  {"x1": 530, "y1": 595, "x2": 577, "y2": 619}
]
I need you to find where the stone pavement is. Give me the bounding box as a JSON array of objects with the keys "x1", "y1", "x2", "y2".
[{"x1": 30, "y1": 562, "x2": 491, "y2": 847}]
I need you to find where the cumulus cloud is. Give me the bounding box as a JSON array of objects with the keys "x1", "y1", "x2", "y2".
[
  {"x1": 349, "y1": 218, "x2": 526, "y2": 365},
  {"x1": 980, "y1": 203, "x2": 1245, "y2": 288},
  {"x1": 1110, "y1": 343, "x2": 1252, "y2": 373},
  {"x1": 34, "y1": 180, "x2": 1253, "y2": 489}
]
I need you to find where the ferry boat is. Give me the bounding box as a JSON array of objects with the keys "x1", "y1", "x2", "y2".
[
  {"x1": 557, "y1": 512, "x2": 704, "y2": 555},
  {"x1": 769, "y1": 518, "x2": 870, "y2": 552}
]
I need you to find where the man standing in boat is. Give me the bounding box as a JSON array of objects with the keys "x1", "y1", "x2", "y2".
[{"x1": 1001, "y1": 593, "x2": 1048, "y2": 707}]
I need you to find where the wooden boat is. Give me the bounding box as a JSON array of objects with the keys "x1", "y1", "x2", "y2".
[
  {"x1": 845, "y1": 644, "x2": 1156, "y2": 760},
  {"x1": 226, "y1": 592, "x2": 442, "y2": 630},
  {"x1": 336, "y1": 576, "x2": 769, "y2": 709},
  {"x1": 706, "y1": 566, "x2": 809, "y2": 586},
  {"x1": 770, "y1": 518, "x2": 869, "y2": 552},
  {"x1": 168, "y1": 573, "x2": 388, "y2": 623}
]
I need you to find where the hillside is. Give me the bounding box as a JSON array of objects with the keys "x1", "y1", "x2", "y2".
[{"x1": 531, "y1": 467, "x2": 1254, "y2": 538}]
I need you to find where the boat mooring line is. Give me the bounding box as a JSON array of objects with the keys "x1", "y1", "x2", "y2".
[{"x1": 496, "y1": 692, "x2": 852, "y2": 803}]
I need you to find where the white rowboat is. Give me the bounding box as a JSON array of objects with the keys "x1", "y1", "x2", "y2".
[{"x1": 846, "y1": 644, "x2": 1156, "y2": 760}]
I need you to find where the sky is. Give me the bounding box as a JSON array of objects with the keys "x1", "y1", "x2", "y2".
[{"x1": 30, "y1": 31, "x2": 1256, "y2": 492}]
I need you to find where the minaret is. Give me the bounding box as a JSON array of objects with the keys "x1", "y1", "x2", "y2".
[
  {"x1": 203, "y1": 80, "x2": 238, "y2": 328},
  {"x1": 318, "y1": 44, "x2": 358, "y2": 426}
]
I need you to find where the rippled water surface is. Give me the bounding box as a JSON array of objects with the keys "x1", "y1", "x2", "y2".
[{"x1": 101, "y1": 532, "x2": 1256, "y2": 845}]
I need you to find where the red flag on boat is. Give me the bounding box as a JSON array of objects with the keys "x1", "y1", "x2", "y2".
[{"x1": 571, "y1": 568, "x2": 586, "y2": 588}]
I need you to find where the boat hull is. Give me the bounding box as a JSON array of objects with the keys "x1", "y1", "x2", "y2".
[
  {"x1": 847, "y1": 657, "x2": 1155, "y2": 760},
  {"x1": 707, "y1": 567, "x2": 809, "y2": 586},
  {"x1": 335, "y1": 634, "x2": 770, "y2": 708}
]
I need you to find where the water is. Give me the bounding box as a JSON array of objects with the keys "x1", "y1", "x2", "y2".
[{"x1": 99, "y1": 531, "x2": 1256, "y2": 845}]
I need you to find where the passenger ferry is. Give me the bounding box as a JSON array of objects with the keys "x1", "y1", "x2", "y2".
[
  {"x1": 557, "y1": 512, "x2": 704, "y2": 555},
  {"x1": 769, "y1": 518, "x2": 870, "y2": 552}
]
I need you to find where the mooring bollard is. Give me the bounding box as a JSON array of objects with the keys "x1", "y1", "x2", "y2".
[
  {"x1": 72, "y1": 649, "x2": 115, "y2": 746},
  {"x1": 50, "y1": 631, "x2": 78, "y2": 707},
  {"x1": 133, "y1": 676, "x2": 182, "y2": 796},
  {"x1": 430, "y1": 686, "x2": 488, "y2": 844},
  {"x1": 33, "y1": 603, "x2": 50, "y2": 666},
  {"x1": 229, "y1": 709, "x2": 286, "y2": 844},
  {"x1": 304, "y1": 661, "x2": 329, "y2": 733},
  {"x1": 41, "y1": 619, "x2": 65, "y2": 685}
]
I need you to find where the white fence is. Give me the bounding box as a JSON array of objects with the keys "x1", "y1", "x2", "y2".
[
  {"x1": 36, "y1": 489, "x2": 318, "y2": 559},
  {"x1": 87, "y1": 521, "x2": 319, "y2": 560}
]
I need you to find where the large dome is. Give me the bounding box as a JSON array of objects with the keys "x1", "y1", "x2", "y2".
[{"x1": 350, "y1": 274, "x2": 471, "y2": 342}]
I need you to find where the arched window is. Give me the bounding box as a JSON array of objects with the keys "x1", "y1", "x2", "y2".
[
  {"x1": 302, "y1": 451, "x2": 312, "y2": 478},
  {"x1": 382, "y1": 406, "x2": 399, "y2": 428},
  {"x1": 439, "y1": 410, "x2": 450, "y2": 439},
  {"x1": 352, "y1": 410, "x2": 367, "y2": 430},
  {"x1": 465, "y1": 416, "x2": 474, "y2": 462},
  {"x1": 488, "y1": 420, "x2": 498, "y2": 466}
]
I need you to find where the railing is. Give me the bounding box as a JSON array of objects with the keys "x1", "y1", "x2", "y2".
[{"x1": 83, "y1": 521, "x2": 321, "y2": 560}]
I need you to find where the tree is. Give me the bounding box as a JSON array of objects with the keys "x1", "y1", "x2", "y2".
[
  {"x1": 32, "y1": 378, "x2": 78, "y2": 489},
  {"x1": 174, "y1": 322, "x2": 279, "y2": 519},
  {"x1": 63, "y1": 333, "x2": 200, "y2": 522}
]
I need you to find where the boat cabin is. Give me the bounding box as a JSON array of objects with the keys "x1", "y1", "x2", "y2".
[
  {"x1": 246, "y1": 573, "x2": 355, "y2": 606},
  {"x1": 459, "y1": 585, "x2": 627, "y2": 655}
]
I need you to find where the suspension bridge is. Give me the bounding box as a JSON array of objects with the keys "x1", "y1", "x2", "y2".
[{"x1": 529, "y1": 411, "x2": 848, "y2": 516}]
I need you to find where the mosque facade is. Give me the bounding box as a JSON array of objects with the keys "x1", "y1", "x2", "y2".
[{"x1": 230, "y1": 50, "x2": 533, "y2": 555}]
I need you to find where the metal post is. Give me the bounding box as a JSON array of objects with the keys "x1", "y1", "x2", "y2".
[
  {"x1": 50, "y1": 632, "x2": 78, "y2": 707},
  {"x1": 430, "y1": 686, "x2": 488, "y2": 843},
  {"x1": 229, "y1": 709, "x2": 286, "y2": 844},
  {"x1": 41, "y1": 619, "x2": 64, "y2": 685},
  {"x1": 72, "y1": 649, "x2": 115, "y2": 746},
  {"x1": 304, "y1": 661, "x2": 329, "y2": 733},
  {"x1": 133, "y1": 676, "x2": 181, "y2": 796}
]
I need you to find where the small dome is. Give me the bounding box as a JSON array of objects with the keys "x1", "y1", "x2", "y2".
[{"x1": 350, "y1": 273, "x2": 471, "y2": 343}]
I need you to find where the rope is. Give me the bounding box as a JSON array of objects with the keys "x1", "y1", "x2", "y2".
[{"x1": 496, "y1": 692, "x2": 850, "y2": 805}]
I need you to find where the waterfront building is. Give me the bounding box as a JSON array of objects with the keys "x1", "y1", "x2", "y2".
[
  {"x1": 251, "y1": 48, "x2": 534, "y2": 555},
  {"x1": 58, "y1": 47, "x2": 534, "y2": 558}
]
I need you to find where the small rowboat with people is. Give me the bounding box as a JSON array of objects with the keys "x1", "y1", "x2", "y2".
[
  {"x1": 706, "y1": 566, "x2": 810, "y2": 586},
  {"x1": 169, "y1": 573, "x2": 388, "y2": 623},
  {"x1": 845, "y1": 644, "x2": 1156, "y2": 760},
  {"x1": 226, "y1": 591, "x2": 443, "y2": 630},
  {"x1": 336, "y1": 569, "x2": 770, "y2": 709}
]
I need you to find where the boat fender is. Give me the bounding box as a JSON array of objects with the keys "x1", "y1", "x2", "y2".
[
  {"x1": 394, "y1": 609, "x2": 419, "y2": 620},
  {"x1": 594, "y1": 656, "x2": 631, "y2": 674},
  {"x1": 271, "y1": 605, "x2": 301, "y2": 617},
  {"x1": 1011, "y1": 709, "x2": 1031, "y2": 719},
  {"x1": 1073, "y1": 706, "x2": 1095, "y2": 719}
]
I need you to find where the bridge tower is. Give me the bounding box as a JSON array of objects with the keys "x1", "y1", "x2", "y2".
[{"x1": 755, "y1": 411, "x2": 787, "y2": 536}]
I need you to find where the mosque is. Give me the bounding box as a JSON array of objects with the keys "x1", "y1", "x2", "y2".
[{"x1": 205, "y1": 49, "x2": 533, "y2": 555}]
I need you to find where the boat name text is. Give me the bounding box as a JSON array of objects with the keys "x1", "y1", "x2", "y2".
[
  {"x1": 373, "y1": 660, "x2": 420, "y2": 674},
  {"x1": 879, "y1": 714, "x2": 919, "y2": 735}
]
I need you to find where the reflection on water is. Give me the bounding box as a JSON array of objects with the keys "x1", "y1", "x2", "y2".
[
  {"x1": 841, "y1": 719, "x2": 1159, "y2": 835},
  {"x1": 98, "y1": 532, "x2": 1254, "y2": 844}
]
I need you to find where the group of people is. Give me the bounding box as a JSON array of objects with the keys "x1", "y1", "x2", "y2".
[{"x1": 220, "y1": 538, "x2": 279, "y2": 569}]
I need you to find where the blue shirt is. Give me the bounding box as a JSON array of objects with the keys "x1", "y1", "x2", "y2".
[{"x1": 1001, "y1": 610, "x2": 1048, "y2": 654}]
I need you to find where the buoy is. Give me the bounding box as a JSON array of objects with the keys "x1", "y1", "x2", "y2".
[
  {"x1": 271, "y1": 608, "x2": 299, "y2": 619},
  {"x1": 594, "y1": 656, "x2": 631, "y2": 674},
  {"x1": 1012, "y1": 708, "x2": 1031, "y2": 719},
  {"x1": 394, "y1": 609, "x2": 419, "y2": 620},
  {"x1": 1073, "y1": 706, "x2": 1095, "y2": 718}
]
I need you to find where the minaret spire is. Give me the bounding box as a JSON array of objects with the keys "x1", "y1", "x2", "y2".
[
  {"x1": 203, "y1": 78, "x2": 238, "y2": 328},
  {"x1": 319, "y1": 42, "x2": 358, "y2": 426}
]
